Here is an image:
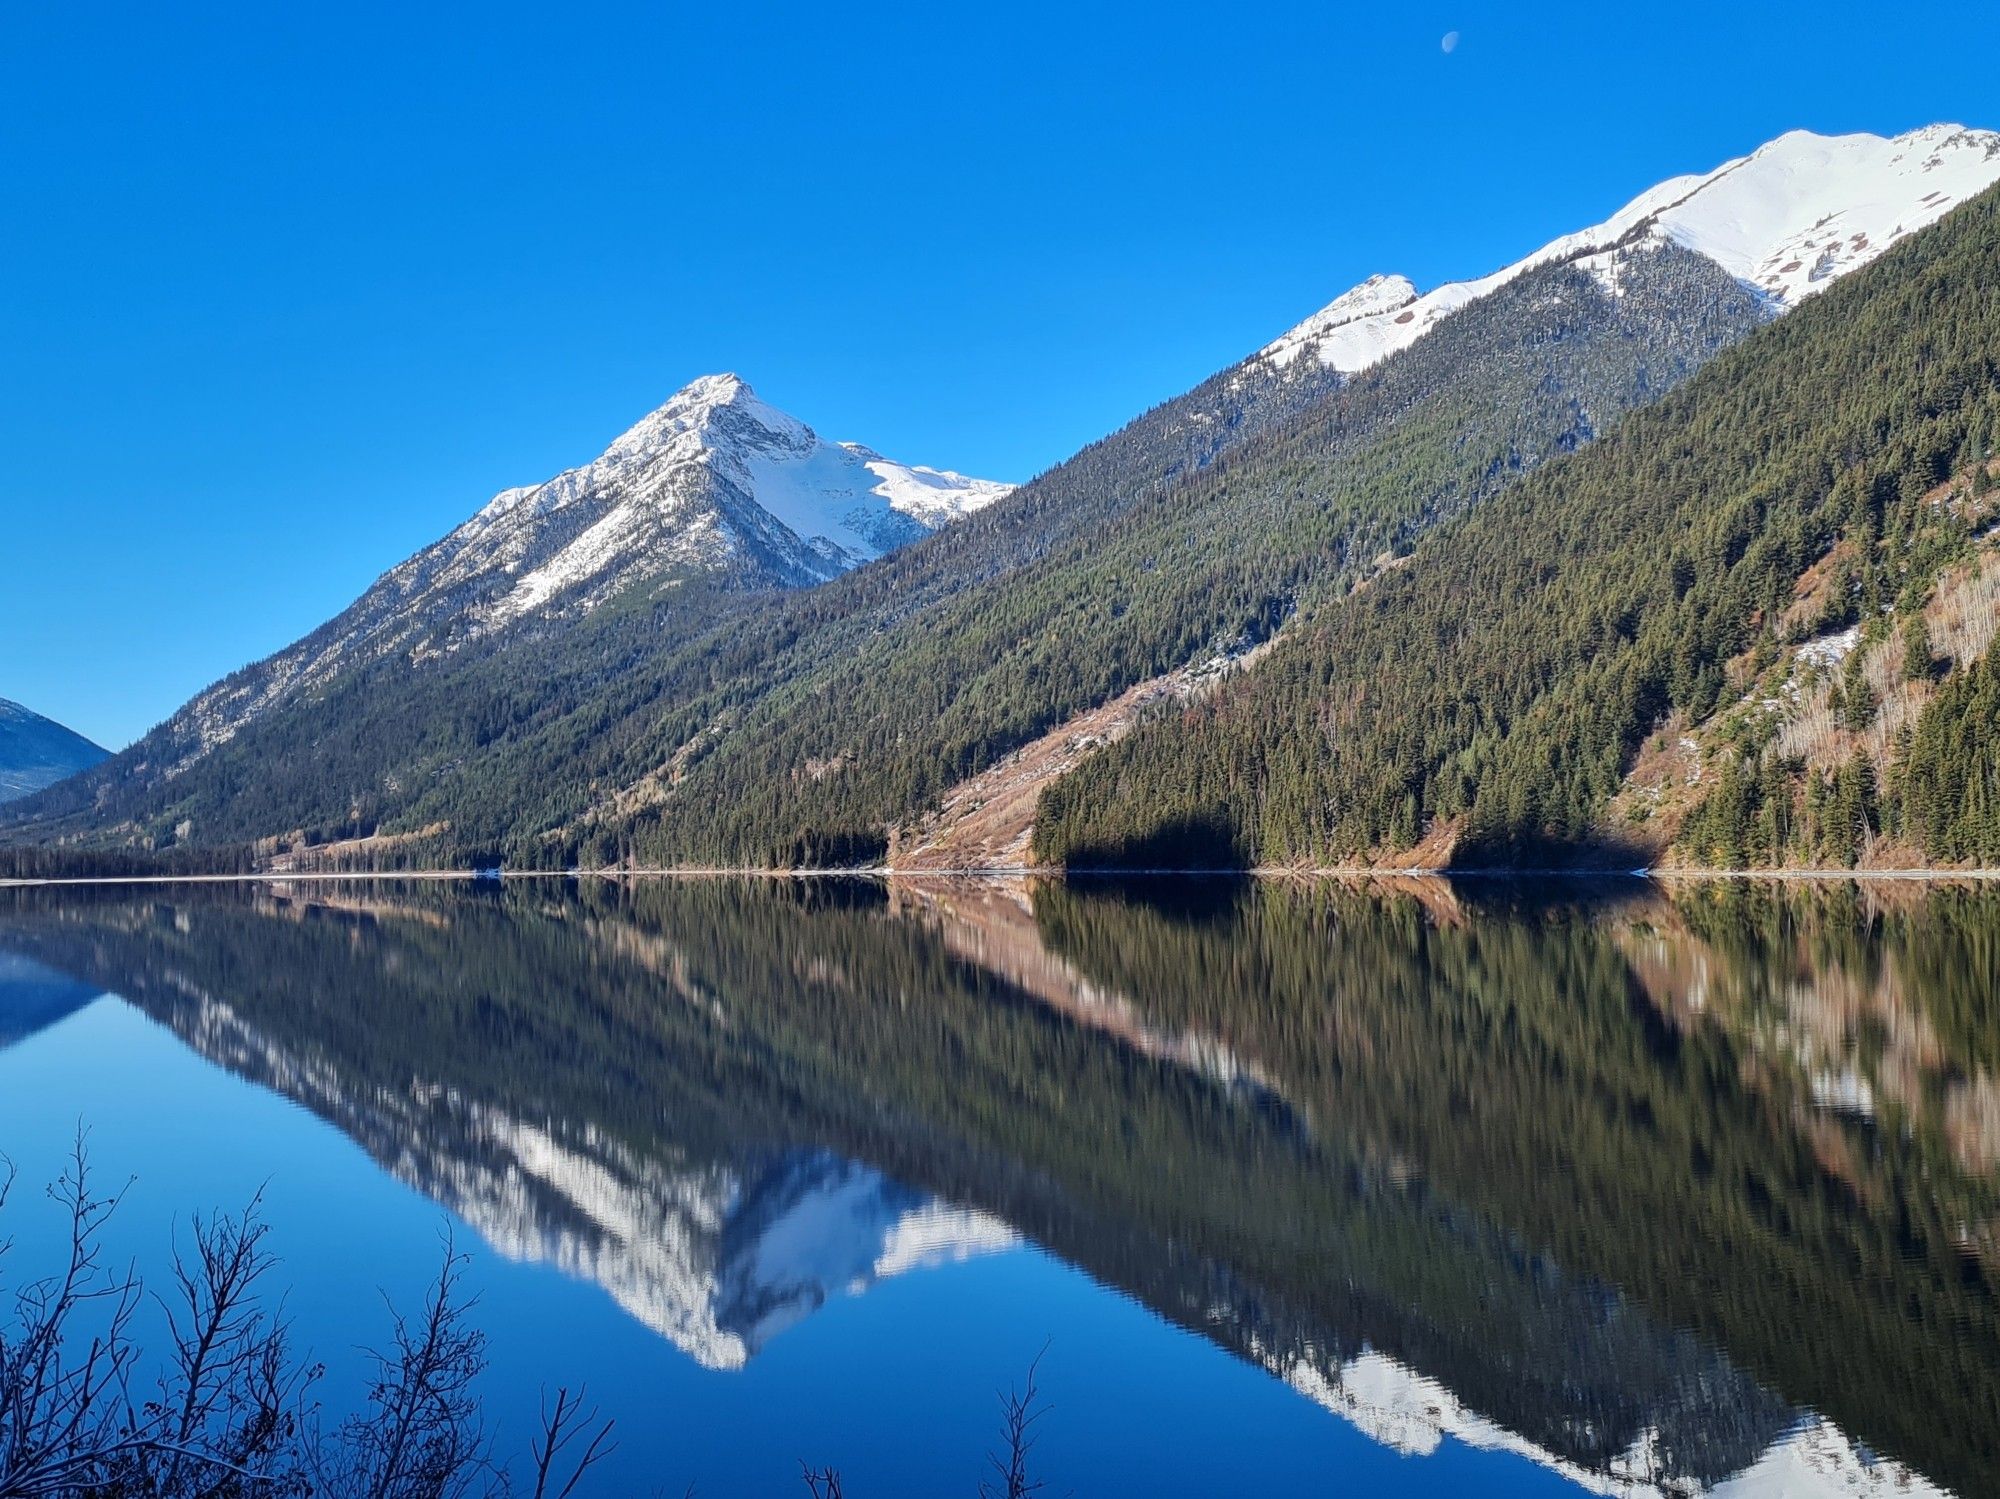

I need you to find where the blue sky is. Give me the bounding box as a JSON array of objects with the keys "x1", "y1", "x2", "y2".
[{"x1": 6, "y1": 1, "x2": 1998, "y2": 749}]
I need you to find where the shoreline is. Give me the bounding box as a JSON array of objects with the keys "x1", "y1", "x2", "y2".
[{"x1": 5, "y1": 864, "x2": 2000, "y2": 889}]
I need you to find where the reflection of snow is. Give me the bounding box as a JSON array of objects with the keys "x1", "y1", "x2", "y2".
[
  {"x1": 1282, "y1": 1347, "x2": 1942, "y2": 1498},
  {"x1": 1716, "y1": 1420, "x2": 1948, "y2": 1499},
  {"x1": 156, "y1": 986, "x2": 1015, "y2": 1371},
  {"x1": 391, "y1": 1108, "x2": 1017, "y2": 1370},
  {"x1": 874, "y1": 1200, "x2": 1021, "y2": 1278},
  {"x1": 1808, "y1": 1068, "x2": 1876, "y2": 1118}
]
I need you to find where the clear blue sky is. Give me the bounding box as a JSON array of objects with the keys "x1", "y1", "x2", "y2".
[{"x1": 5, "y1": 1, "x2": 1997, "y2": 749}]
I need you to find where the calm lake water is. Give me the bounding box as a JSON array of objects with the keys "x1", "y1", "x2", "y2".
[{"x1": 1, "y1": 875, "x2": 1996, "y2": 1496}]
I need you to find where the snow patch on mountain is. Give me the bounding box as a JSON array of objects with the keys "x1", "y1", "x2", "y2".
[
  {"x1": 1256, "y1": 273, "x2": 1422, "y2": 372},
  {"x1": 1263, "y1": 124, "x2": 2000, "y2": 375},
  {"x1": 471, "y1": 373, "x2": 1010, "y2": 628}
]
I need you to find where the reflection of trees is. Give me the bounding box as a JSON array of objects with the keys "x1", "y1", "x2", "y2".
[
  {"x1": 1, "y1": 876, "x2": 1993, "y2": 1491},
  {"x1": 1030, "y1": 876, "x2": 2000, "y2": 1490}
]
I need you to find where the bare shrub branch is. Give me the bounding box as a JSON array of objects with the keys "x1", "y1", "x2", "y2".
[
  {"x1": 526, "y1": 1384, "x2": 615, "y2": 1499},
  {"x1": 981, "y1": 1347, "x2": 1052, "y2": 1499}
]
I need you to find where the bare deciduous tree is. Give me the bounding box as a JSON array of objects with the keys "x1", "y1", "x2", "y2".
[
  {"x1": 307, "y1": 1236, "x2": 492, "y2": 1499},
  {"x1": 1, "y1": 1135, "x2": 315, "y2": 1498},
  {"x1": 1, "y1": 1143, "x2": 618, "y2": 1499}
]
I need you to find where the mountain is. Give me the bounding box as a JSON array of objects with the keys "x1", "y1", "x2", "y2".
[
  {"x1": 161, "y1": 374, "x2": 1009, "y2": 762},
  {"x1": 8, "y1": 126, "x2": 1998, "y2": 870},
  {"x1": 0, "y1": 699, "x2": 108, "y2": 803},
  {"x1": 1038, "y1": 160, "x2": 2000, "y2": 869},
  {"x1": 506, "y1": 126, "x2": 1997, "y2": 871},
  {"x1": 1257, "y1": 125, "x2": 2000, "y2": 377}
]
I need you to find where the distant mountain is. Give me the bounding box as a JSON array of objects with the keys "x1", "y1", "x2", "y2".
[
  {"x1": 161, "y1": 374, "x2": 1009, "y2": 762},
  {"x1": 0, "y1": 699, "x2": 107, "y2": 803}
]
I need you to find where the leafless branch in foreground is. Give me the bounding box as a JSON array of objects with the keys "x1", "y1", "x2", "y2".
[
  {"x1": 526, "y1": 1384, "x2": 615, "y2": 1499},
  {"x1": 980, "y1": 1347, "x2": 1052, "y2": 1499},
  {"x1": 309, "y1": 1233, "x2": 493, "y2": 1499},
  {"x1": 3, "y1": 1141, "x2": 1067, "y2": 1498}
]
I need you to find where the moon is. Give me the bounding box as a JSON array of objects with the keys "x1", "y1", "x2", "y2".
[{"x1": 1441, "y1": 30, "x2": 1460, "y2": 53}]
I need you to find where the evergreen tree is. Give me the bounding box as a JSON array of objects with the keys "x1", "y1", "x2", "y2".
[
  {"x1": 1841, "y1": 649, "x2": 1877, "y2": 731},
  {"x1": 1902, "y1": 616, "x2": 1939, "y2": 683}
]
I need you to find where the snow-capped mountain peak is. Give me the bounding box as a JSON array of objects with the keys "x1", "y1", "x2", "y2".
[
  {"x1": 446, "y1": 372, "x2": 1013, "y2": 624},
  {"x1": 590, "y1": 372, "x2": 809, "y2": 469},
  {"x1": 1643, "y1": 124, "x2": 2000, "y2": 303},
  {"x1": 1261, "y1": 123, "x2": 2000, "y2": 375},
  {"x1": 164, "y1": 375, "x2": 1012, "y2": 757}
]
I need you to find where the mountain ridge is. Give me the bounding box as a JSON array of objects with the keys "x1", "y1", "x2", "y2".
[
  {"x1": 1037, "y1": 173, "x2": 2000, "y2": 871},
  {"x1": 1256, "y1": 124, "x2": 2000, "y2": 377}
]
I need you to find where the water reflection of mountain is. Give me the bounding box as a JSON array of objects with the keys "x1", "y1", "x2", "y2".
[
  {"x1": 0, "y1": 877, "x2": 1993, "y2": 1495},
  {"x1": 0, "y1": 950, "x2": 100, "y2": 1045},
  {"x1": 0, "y1": 908, "x2": 1014, "y2": 1370}
]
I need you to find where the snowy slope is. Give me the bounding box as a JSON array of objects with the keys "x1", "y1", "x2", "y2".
[
  {"x1": 170, "y1": 375, "x2": 1012, "y2": 755},
  {"x1": 472, "y1": 374, "x2": 1011, "y2": 629},
  {"x1": 1261, "y1": 124, "x2": 2000, "y2": 375}
]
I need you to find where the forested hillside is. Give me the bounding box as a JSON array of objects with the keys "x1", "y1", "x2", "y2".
[
  {"x1": 5, "y1": 244, "x2": 1762, "y2": 868},
  {"x1": 1035, "y1": 185, "x2": 2000, "y2": 869},
  {"x1": 0, "y1": 327, "x2": 1348, "y2": 861},
  {"x1": 609, "y1": 246, "x2": 1756, "y2": 868}
]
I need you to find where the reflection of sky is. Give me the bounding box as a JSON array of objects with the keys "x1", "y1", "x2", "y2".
[{"x1": 0, "y1": 997, "x2": 1587, "y2": 1497}]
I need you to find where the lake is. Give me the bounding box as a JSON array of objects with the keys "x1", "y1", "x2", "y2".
[{"x1": 0, "y1": 874, "x2": 1995, "y2": 1495}]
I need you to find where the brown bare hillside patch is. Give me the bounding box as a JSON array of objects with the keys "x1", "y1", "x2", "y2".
[
  {"x1": 1780, "y1": 540, "x2": 1862, "y2": 636},
  {"x1": 1368, "y1": 817, "x2": 1465, "y2": 871},
  {"x1": 889, "y1": 642, "x2": 1274, "y2": 871},
  {"x1": 1605, "y1": 716, "x2": 1700, "y2": 855},
  {"x1": 254, "y1": 884, "x2": 457, "y2": 929},
  {"x1": 260, "y1": 822, "x2": 452, "y2": 873},
  {"x1": 888, "y1": 875, "x2": 1297, "y2": 1110},
  {"x1": 1614, "y1": 895, "x2": 2000, "y2": 1179},
  {"x1": 574, "y1": 710, "x2": 742, "y2": 837},
  {"x1": 1627, "y1": 521, "x2": 2000, "y2": 868}
]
